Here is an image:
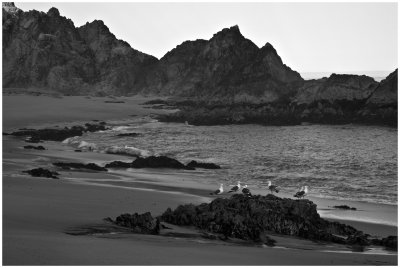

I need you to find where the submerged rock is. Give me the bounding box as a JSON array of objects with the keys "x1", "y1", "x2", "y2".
[
  {"x1": 53, "y1": 162, "x2": 107, "y2": 171},
  {"x1": 23, "y1": 168, "x2": 59, "y2": 179},
  {"x1": 112, "y1": 212, "x2": 160, "y2": 235},
  {"x1": 131, "y1": 156, "x2": 194, "y2": 170},
  {"x1": 116, "y1": 133, "x2": 142, "y2": 137},
  {"x1": 160, "y1": 194, "x2": 371, "y2": 245},
  {"x1": 23, "y1": 145, "x2": 45, "y2": 150},
  {"x1": 332, "y1": 205, "x2": 357, "y2": 210},
  {"x1": 186, "y1": 160, "x2": 221, "y2": 169}
]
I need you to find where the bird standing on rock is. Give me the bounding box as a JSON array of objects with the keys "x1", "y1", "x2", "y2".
[
  {"x1": 210, "y1": 183, "x2": 224, "y2": 195},
  {"x1": 267, "y1": 180, "x2": 279, "y2": 194},
  {"x1": 228, "y1": 181, "x2": 241, "y2": 193},
  {"x1": 294, "y1": 186, "x2": 308, "y2": 199},
  {"x1": 242, "y1": 185, "x2": 252, "y2": 196}
]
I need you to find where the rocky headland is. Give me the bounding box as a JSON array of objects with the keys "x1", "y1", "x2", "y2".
[{"x1": 2, "y1": 2, "x2": 397, "y2": 126}]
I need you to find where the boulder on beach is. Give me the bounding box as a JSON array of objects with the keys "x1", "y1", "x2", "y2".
[
  {"x1": 53, "y1": 162, "x2": 107, "y2": 171},
  {"x1": 111, "y1": 212, "x2": 160, "y2": 235},
  {"x1": 186, "y1": 160, "x2": 221, "y2": 169},
  {"x1": 23, "y1": 168, "x2": 59, "y2": 179},
  {"x1": 160, "y1": 194, "x2": 370, "y2": 245}
]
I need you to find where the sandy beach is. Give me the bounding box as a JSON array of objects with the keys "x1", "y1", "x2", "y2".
[{"x1": 2, "y1": 94, "x2": 398, "y2": 265}]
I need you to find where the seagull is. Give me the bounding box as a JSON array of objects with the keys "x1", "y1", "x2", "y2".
[
  {"x1": 267, "y1": 181, "x2": 279, "y2": 194},
  {"x1": 294, "y1": 186, "x2": 308, "y2": 199},
  {"x1": 228, "y1": 181, "x2": 241, "y2": 193},
  {"x1": 210, "y1": 183, "x2": 224, "y2": 195},
  {"x1": 242, "y1": 185, "x2": 252, "y2": 196}
]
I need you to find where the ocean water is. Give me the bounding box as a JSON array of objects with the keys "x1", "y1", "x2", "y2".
[{"x1": 64, "y1": 118, "x2": 397, "y2": 205}]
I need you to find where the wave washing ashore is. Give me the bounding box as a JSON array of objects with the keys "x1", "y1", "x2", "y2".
[{"x1": 62, "y1": 117, "x2": 398, "y2": 206}]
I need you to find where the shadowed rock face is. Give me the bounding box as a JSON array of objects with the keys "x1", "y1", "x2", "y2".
[
  {"x1": 2, "y1": 3, "x2": 156, "y2": 95},
  {"x1": 142, "y1": 25, "x2": 303, "y2": 102}
]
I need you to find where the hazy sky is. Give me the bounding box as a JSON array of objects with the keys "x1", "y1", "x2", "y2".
[{"x1": 16, "y1": 2, "x2": 398, "y2": 74}]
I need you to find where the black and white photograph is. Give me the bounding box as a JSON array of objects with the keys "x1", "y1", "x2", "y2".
[{"x1": 2, "y1": 1, "x2": 398, "y2": 265}]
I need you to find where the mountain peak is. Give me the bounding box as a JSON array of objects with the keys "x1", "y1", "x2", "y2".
[
  {"x1": 2, "y1": 2, "x2": 20, "y2": 14},
  {"x1": 47, "y1": 7, "x2": 60, "y2": 17},
  {"x1": 213, "y1": 25, "x2": 243, "y2": 39}
]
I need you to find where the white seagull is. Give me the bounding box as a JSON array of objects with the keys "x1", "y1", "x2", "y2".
[
  {"x1": 267, "y1": 180, "x2": 279, "y2": 194},
  {"x1": 210, "y1": 183, "x2": 224, "y2": 195},
  {"x1": 294, "y1": 186, "x2": 308, "y2": 199},
  {"x1": 228, "y1": 181, "x2": 241, "y2": 193},
  {"x1": 242, "y1": 185, "x2": 252, "y2": 196}
]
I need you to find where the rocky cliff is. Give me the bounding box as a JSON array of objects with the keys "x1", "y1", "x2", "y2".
[
  {"x1": 3, "y1": 3, "x2": 397, "y2": 126},
  {"x1": 141, "y1": 25, "x2": 304, "y2": 103},
  {"x1": 2, "y1": 2, "x2": 156, "y2": 95}
]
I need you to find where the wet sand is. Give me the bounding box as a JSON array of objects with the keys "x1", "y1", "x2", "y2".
[{"x1": 2, "y1": 94, "x2": 398, "y2": 265}]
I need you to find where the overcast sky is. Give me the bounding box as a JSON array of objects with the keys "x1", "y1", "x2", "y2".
[{"x1": 16, "y1": 2, "x2": 398, "y2": 74}]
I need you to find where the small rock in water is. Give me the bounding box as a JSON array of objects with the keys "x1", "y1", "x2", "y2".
[
  {"x1": 53, "y1": 162, "x2": 107, "y2": 171},
  {"x1": 23, "y1": 145, "x2": 45, "y2": 150},
  {"x1": 131, "y1": 156, "x2": 194, "y2": 170},
  {"x1": 186, "y1": 160, "x2": 221, "y2": 169},
  {"x1": 332, "y1": 205, "x2": 357, "y2": 210},
  {"x1": 23, "y1": 168, "x2": 59, "y2": 179},
  {"x1": 104, "y1": 161, "x2": 132, "y2": 169},
  {"x1": 116, "y1": 133, "x2": 142, "y2": 137}
]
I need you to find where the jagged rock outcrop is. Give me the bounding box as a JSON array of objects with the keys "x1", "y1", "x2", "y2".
[
  {"x1": 77, "y1": 20, "x2": 157, "y2": 95},
  {"x1": 160, "y1": 194, "x2": 370, "y2": 244},
  {"x1": 142, "y1": 25, "x2": 303, "y2": 103},
  {"x1": 2, "y1": 2, "x2": 156, "y2": 95}
]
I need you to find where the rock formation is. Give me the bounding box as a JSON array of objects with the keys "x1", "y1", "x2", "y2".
[
  {"x1": 2, "y1": 2, "x2": 156, "y2": 95},
  {"x1": 23, "y1": 168, "x2": 59, "y2": 179},
  {"x1": 3, "y1": 3, "x2": 397, "y2": 126}
]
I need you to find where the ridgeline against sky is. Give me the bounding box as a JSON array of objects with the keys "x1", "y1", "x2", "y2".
[{"x1": 15, "y1": 1, "x2": 397, "y2": 74}]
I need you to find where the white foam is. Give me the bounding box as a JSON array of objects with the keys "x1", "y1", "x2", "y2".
[{"x1": 102, "y1": 145, "x2": 151, "y2": 157}]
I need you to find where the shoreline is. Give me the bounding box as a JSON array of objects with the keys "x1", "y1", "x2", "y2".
[{"x1": 2, "y1": 94, "x2": 397, "y2": 265}]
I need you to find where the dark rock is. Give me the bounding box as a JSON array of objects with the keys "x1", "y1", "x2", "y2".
[
  {"x1": 11, "y1": 123, "x2": 107, "y2": 142},
  {"x1": 186, "y1": 160, "x2": 221, "y2": 169},
  {"x1": 113, "y1": 212, "x2": 160, "y2": 235},
  {"x1": 116, "y1": 133, "x2": 142, "y2": 137},
  {"x1": 23, "y1": 168, "x2": 59, "y2": 179},
  {"x1": 74, "y1": 149, "x2": 82, "y2": 152},
  {"x1": 23, "y1": 145, "x2": 45, "y2": 150},
  {"x1": 160, "y1": 194, "x2": 368, "y2": 245},
  {"x1": 104, "y1": 160, "x2": 132, "y2": 169},
  {"x1": 53, "y1": 162, "x2": 107, "y2": 171},
  {"x1": 373, "y1": 236, "x2": 399, "y2": 250},
  {"x1": 332, "y1": 205, "x2": 357, "y2": 210},
  {"x1": 3, "y1": 3, "x2": 157, "y2": 95},
  {"x1": 104, "y1": 100, "x2": 125, "y2": 103},
  {"x1": 131, "y1": 156, "x2": 194, "y2": 170}
]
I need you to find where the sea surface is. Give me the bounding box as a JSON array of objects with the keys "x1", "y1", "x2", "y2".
[{"x1": 64, "y1": 118, "x2": 398, "y2": 205}]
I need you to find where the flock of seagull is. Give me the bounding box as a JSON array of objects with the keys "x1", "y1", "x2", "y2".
[{"x1": 210, "y1": 181, "x2": 309, "y2": 199}]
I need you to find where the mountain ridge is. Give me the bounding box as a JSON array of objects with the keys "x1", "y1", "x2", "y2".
[{"x1": 2, "y1": 2, "x2": 397, "y2": 126}]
